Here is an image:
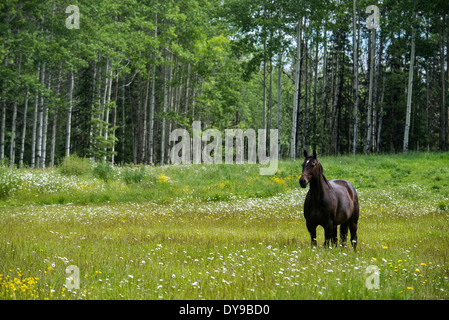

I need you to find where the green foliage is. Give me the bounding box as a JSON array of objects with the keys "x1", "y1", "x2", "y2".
[
  {"x1": 2, "y1": 0, "x2": 448, "y2": 170},
  {"x1": 92, "y1": 160, "x2": 114, "y2": 182},
  {"x1": 58, "y1": 155, "x2": 92, "y2": 177},
  {"x1": 0, "y1": 152, "x2": 447, "y2": 209},
  {"x1": 437, "y1": 200, "x2": 449, "y2": 211},
  {"x1": 121, "y1": 165, "x2": 146, "y2": 184},
  {"x1": 0, "y1": 166, "x2": 21, "y2": 200}
]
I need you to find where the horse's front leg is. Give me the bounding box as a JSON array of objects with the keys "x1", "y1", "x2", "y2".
[
  {"x1": 306, "y1": 221, "x2": 317, "y2": 247},
  {"x1": 323, "y1": 221, "x2": 333, "y2": 248},
  {"x1": 331, "y1": 224, "x2": 338, "y2": 246}
]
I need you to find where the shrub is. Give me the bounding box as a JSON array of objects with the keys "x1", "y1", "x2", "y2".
[
  {"x1": 59, "y1": 155, "x2": 92, "y2": 176},
  {"x1": 437, "y1": 200, "x2": 449, "y2": 211},
  {"x1": 0, "y1": 166, "x2": 21, "y2": 200},
  {"x1": 93, "y1": 161, "x2": 114, "y2": 182},
  {"x1": 122, "y1": 166, "x2": 145, "y2": 184}
]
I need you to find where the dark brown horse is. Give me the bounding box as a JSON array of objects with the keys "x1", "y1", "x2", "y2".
[{"x1": 299, "y1": 150, "x2": 359, "y2": 250}]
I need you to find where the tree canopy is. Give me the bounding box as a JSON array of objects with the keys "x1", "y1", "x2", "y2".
[{"x1": 0, "y1": 0, "x2": 448, "y2": 167}]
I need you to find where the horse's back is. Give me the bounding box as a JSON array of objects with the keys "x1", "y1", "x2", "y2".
[
  {"x1": 328, "y1": 179, "x2": 359, "y2": 224},
  {"x1": 329, "y1": 179, "x2": 357, "y2": 202}
]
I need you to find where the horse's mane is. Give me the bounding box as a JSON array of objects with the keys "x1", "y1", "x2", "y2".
[{"x1": 318, "y1": 162, "x2": 331, "y2": 188}]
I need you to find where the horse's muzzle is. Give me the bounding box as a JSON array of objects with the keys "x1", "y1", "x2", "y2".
[{"x1": 299, "y1": 177, "x2": 308, "y2": 188}]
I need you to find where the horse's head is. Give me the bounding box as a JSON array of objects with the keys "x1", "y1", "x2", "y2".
[{"x1": 299, "y1": 149, "x2": 320, "y2": 188}]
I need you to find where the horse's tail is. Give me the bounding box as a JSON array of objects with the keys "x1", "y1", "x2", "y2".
[{"x1": 351, "y1": 185, "x2": 359, "y2": 223}]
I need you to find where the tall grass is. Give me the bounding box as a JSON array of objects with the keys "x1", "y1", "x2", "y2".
[
  {"x1": 1, "y1": 152, "x2": 448, "y2": 208},
  {"x1": 0, "y1": 166, "x2": 21, "y2": 200},
  {"x1": 58, "y1": 155, "x2": 92, "y2": 177}
]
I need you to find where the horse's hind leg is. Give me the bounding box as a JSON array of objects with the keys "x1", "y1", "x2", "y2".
[
  {"x1": 348, "y1": 219, "x2": 358, "y2": 251},
  {"x1": 349, "y1": 195, "x2": 359, "y2": 251},
  {"x1": 340, "y1": 222, "x2": 348, "y2": 247}
]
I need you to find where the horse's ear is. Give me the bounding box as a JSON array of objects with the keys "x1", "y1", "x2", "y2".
[
  {"x1": 313, "y1": 149, "x2": 317, "y2": 159},
  {"x1": 303, "y1": 150, "x2": 308, "y2": 158}
]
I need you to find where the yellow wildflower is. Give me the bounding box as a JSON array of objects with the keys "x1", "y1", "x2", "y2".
[{"x1": 157, "y1": 173, "x2": 169, "y2": 183}]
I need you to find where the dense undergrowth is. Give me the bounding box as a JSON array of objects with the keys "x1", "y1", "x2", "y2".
[{"x1": 1, "y1": 153, "x2": 449, "y2": 209}]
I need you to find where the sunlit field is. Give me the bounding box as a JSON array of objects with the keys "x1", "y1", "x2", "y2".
[{"x1": 1, "y1": 153, "x2": 448, "y2": 299}]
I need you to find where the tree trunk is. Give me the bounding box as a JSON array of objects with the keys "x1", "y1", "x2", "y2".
[
  {"x1": 277, "y1": 53, "x2": 282, "y2": 159},
  {"x1": 9, "y1": 53, "x2": 22, "y2": 166},
  {"x1": 291, "y1": 17, "x2": 302, "y2": 159},
  {"x1": 184, "y1": 63, "x2": 190, "y2": 120},
  {"x1": 161, "y1": 48, "x2": 169, "y2": 164},
  {"x1": 447, "y1": 13, "x2": 449, "y2": 150},
  {"x1": 111, "y1": 75, "x2": 118, "y2": 164},
  {"x1": 377, "y1": 31, "x2": 385, "y2": 153},
  {"x1": 365, "y1": 29, "x2": 375, "y2": 154},
  {"x1": 31, "y1": 68, "x2": 39, "y2": 168},
  {"x1": 403, "y1": 26, "x2": 416, "y2": 154},
  {"x1": 0, "y1": 58, "x2": 7, "y2": 161},
  {"x1": 304, "y1": 37, "x2": 309, "y2": 151},
  {"x1": 65, "y1": 69, "x2": 74, "y2": 157},
  {"x1": 50, "y1": 67, "x2": 62, "y2": 167},
  {"x1": 263, "y1": 41, "x2": 267, "y2": 130},
  {"x1": 19, "y1": 88, "x2": 29, "y2": 168},
  {"x1": 149, "y1": 12, "x2": 157, "y2": 164},
  {"x1": 0, "y1": 100, "x2": 5, "y2": 161},
  {"x1": 352, "y1": 0, "x2": 359, "y2": 155},
  {"x1": 321, "y1": 26, "x2": 328, "y2": 152},
  {"x1": 10, "y1": 101, "x2": 17, "y2": 166},
  {"x1": 141, "y1": 71, "x2": 150, "y2": 163},
  {"x1": 268, "y1": 57, "x2": 273, "y2": 130},
  {"x1": 36, "y1": 62, "x2": 45, "y2": 167},
  {"x1": 440, "y1": 15, "x2": 447, "y2": 151},
  {"x1": 312, "y1": 36, "x2": 319, "y2": 150},
  {"x1": 104, "y1": 63, "x2": 112, "y2": 161},
  {"x1": 88, "y1": 60, "x2": 97, "y2": 160},
  {"x1": 331, "y1": 45, "x2": 340, "y2": 156},
  {"x1": 41, "y1": 71, "x2": 51, "y2": 167},
  {"x1": 99, "y1": 59, "x2": 109, "y2": 139},
  {"x1": 121, "y1": 76, "x2": 126, "y2": 162}
]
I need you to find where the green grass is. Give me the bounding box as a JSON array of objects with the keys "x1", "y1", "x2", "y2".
[{"x1": 1, "y1": 152, "x2": 448, "y2": 299}]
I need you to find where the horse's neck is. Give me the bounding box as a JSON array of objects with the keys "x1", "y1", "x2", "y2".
[{"x1": 309, "y1": 173, "x2": 330, "y2": 201}]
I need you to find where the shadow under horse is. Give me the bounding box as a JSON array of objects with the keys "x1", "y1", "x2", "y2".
[{"x1": 299, "y1": 150, "x2": 359, "y2": 250}]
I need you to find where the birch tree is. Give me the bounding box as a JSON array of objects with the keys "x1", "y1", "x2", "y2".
[
  {"x1": 291, "y1": 18, "x2": 302, "y2": 159},
  {"x1": 365, "y1": 28, "x2": 375, "y2": 154},
  {"x1": 403, "y1": 19, "x2": 416, "y2": 154},
  {"x1": 19, "y1": 89, "x2": 29, "y2": 168},
  {"x1": 352, "y1": 0, "x2": 359, "y2": 155},
  {"x1": 65, "y1": 69, "x2": 74, "y2": 157},
  {"x1": 148, "y1": 13, "x2": 157, "y2": 164},
  {"x1": 36, "y1": 62, "x2": 45, "y2": 168}
]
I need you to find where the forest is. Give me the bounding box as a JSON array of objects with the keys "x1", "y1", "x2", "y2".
[{"x1": 0, "y1": 0, "x2": 448, "y2": 167}]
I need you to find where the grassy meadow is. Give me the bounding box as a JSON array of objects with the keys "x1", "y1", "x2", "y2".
[{"x1": 1, "y1": 153, "x2": 449, "y2": 299}]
